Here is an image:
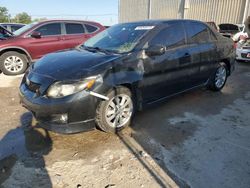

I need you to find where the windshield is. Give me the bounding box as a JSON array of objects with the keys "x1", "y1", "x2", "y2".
[
  {"x1": 83, "y1": 23, "x2": 155, "y2": 53},
  {"x1": 13, "y1": 22, "x2": 37, "y2": 36}
]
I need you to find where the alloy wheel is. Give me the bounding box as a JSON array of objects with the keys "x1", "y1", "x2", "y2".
[
  {"x1": 105, "y1": 94, "x2": 133, "y2": 128},
  {"x1": 4, "y1": 56, "x2": 24, "y2": 73},
  {"x1": 215, "y1": 66, "x2": 227, "y2": 88}
]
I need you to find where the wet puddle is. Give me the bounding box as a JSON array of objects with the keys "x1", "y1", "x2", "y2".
[{"x1": 0, "y1": 112, "x2": 52, "y2": 161}]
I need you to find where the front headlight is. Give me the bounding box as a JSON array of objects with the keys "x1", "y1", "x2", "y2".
[{"x1": 47, "y1": 75, "x2": 102, "y2": 98}]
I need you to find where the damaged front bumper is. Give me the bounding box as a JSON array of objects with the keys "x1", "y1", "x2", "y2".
[{"x1": 19, "y1": 76, "x2": 109, "y2": 134}]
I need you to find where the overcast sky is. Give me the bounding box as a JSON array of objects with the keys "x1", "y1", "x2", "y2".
[{"x1": 0, "y1": 0, "x2": 118, "y2": 25}]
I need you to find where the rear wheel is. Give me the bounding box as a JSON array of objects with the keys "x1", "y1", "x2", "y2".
[
  {"x1": 0, "y1": 51, "x2": 28, "y2": 75},
  {"x1": 95, "y1": 86, "x2": 134, "y2": 133},
  {"x1": 209, "y1": 62, "x2": 228, "y2": 91}
]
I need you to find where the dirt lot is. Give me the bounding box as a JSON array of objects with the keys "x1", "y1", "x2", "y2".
[{"x1": 0, "y1": 62, "x2": 250, "y2": 188}]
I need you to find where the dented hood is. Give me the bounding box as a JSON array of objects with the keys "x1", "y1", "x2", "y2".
[{"x1": 31, "y1": 48, "x2": 121, "y2": 80}]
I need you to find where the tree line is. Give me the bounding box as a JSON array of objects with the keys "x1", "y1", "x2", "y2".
[{"x1": 0, "y1": 6, "x2": 46, "y2": 24}]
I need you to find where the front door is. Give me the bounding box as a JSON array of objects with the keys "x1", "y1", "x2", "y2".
[{"x1": 25, "y1": 23, "x2": 64, "y2": 60}]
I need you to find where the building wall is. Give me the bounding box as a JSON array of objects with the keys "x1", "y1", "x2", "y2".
[
  {"x1": 119, "y1": 0, "x2": 250, "y2": 24},
  {"x1": 185, "y1": 0, "x2": 247, "y2": 24},
  {"x1": 119, "y1": 0, "x2": 149, "y2": 22},
  {"x1": 150, "y1": 0, "x2": 180, "y2": 19}
]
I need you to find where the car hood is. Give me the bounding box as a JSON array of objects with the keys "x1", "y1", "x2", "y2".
[{"x1": 31, "y1": 48, "x2": 121, "y2": 80}]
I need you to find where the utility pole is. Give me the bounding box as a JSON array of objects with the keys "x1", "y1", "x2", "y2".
[
  {"x1": 243, "y1": 0, "x2": 250, "y2": 23},
  {"x1": 147, "y1": 0, "x2": 152, "y2": 19},
  {"x1": 178, "y1": 0, "x2": 185, "y2": 19},
  {"x1": 8, "y1": 14, "x2": 11, "y2": 23}
]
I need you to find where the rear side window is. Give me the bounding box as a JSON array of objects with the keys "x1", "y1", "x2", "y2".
[
  {"x1": 149, "y1": 23, "x2": 186, "y2": 48},
  {"x1": 85, "y1": 24, "x2": 98, "y2": 33},
  {"x1": 185, "y1": 22, "x2": 210, "y2": 43},
  {"x1": 35, "y1": 23, "x2": 61, "y2": 36},
  {"x1": 65, "y1": 23, "x2": 85, "y2": 34}
]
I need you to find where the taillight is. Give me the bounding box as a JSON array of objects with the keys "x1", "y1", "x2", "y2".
[{"x1": 233, "y1": 42, "x2": 237, "y2": 49}]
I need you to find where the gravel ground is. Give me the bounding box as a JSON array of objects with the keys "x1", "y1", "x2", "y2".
[{"x1": 0, "y1": 62, "x2": 250, "y2": 188}]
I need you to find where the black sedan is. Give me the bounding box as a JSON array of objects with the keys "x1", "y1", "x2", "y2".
[{"x1": 19, "y1": 19, "x2": 235, "y2": 134}]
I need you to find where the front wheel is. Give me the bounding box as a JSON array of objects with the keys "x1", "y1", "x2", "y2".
[
  {"x1": 0, "y1": 51, "x2": 28, "y2": 75},
  {"x1": 209, "y1": 62, "x2": 228, "y2": 91},
  {"x1": 95, "y1": 86, "x2": 134, "y2": 133}
]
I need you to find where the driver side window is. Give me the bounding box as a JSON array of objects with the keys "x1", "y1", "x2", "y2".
[
  {"x1": 149, "y1": 23, "x2": 186, "y2": 48},
  {"x1": 35, "y1": 23, "x2": 61, "y2": 36}
]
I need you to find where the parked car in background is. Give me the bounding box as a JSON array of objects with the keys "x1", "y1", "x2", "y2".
[
  {"x1": 0, "y1": 20, "x2": 105, "y2": 75},
  {"x1": 219, "y1": 23, "x2": 241, "y2": 38},
  {"x1": 0, "y1": 23, "x2": 26, "y2": 32},
  {"x1": 19, "y1": 19, "x2": 235, "y2": 134},
  {"x1": 0, "y1": 25, "x2": 13, "y2": 40},
  {"x1": 236, "y1": 40, "x2": 250, "y2": 62}
]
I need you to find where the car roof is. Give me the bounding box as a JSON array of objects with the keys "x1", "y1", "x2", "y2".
[
  {"x1": 36, "y1": 19, "x2": 102, "y2": 25},
  {"x1": 121, "y1": 19, "x2": 205, "y2": 25},
  {"x1": 0, "y1": 23, "x2": 26, "y2": 26}
]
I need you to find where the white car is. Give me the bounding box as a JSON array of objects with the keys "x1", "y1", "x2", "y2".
[{"x1": 236, "y1": 42, "x2": 250, "y2": 62}]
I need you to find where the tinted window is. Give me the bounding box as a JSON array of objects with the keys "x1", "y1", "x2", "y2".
[
  {"x1": 65, "y1": 23, "x2": 85, "y2": 34},
  {"x1": 11, "y1": 25, "x2": 23, "y2": 32},
  {"x1": 85, "y1": 24, "x2": 98, "y2": 33},
  {"x1": 149, "y1": 23, "x2": 185, "y2": 48},
  {"x1": 185, "y1": 22, "x2": 210, "y2": 43},
  {"x1": 35, "y1": 23, "x2": 61, "y2": 36},
  {"x1": 219, "y1": 24, "x2": 239, "y2": 31}
]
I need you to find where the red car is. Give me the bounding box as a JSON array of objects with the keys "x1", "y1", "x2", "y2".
[{"x1": 0, "y1": 20, "x2": 105, "y2": 75}]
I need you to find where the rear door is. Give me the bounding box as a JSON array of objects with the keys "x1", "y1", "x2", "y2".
[
  {"x1": 141, "y1": 22, "x2": 199, "y2": 103},
  {"x1": 25, "y1": 22, "x2": 64, "y2": 59},
  {"x1": 184, "y1": 21, "x2": 218, "y2": 84},
  {"x1": 62, "y1": 22, "x2": 89, "y2": 49}
]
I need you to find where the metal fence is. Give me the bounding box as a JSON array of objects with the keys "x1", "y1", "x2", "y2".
[{"x1": 119, "y1": 0, "x2": 250, "y2": 24}]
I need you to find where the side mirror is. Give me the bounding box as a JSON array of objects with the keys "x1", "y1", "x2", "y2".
[
  {"x1": 145, "y1": 45, "x2": 166, "y2": 56},
  {"x1": 30, "y1": 31, "x2": 41, "y2": 39}
]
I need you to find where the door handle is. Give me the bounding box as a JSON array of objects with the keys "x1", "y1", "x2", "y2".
[
  {"x1": 183, "y1": 53, "x2": 190, "y2": 57},
  {"x1": 180, "y1": 53, "x2": 191, "y2": 64}
]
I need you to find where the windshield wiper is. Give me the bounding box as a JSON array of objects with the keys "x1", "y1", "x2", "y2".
[{"x1": 82, "y1": 45, "x2": 118, "y2": 54}]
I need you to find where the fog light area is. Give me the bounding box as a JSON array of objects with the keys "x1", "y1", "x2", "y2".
[{"x1": 51, "y1": 114, "x2": 68, "y2": 124}]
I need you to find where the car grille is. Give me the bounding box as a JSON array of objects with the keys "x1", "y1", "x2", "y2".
[{"x1": 241, "y1": 53, "x2": 250, "y2": 59}]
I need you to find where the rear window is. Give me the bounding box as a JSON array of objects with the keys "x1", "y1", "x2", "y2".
[
  {"x1": 65, "y1": 23, "x2": 85, "y2": 34},
  {"x1": 35, "y1": 23, "x2": 61, "y2": 36},
  {"x1": 219, "y1": 24, "x2": 239, "y2": 31},
  {"x1": 85, "y1": 24, "x2": 98, "y2": 33},
  {"x1": 185, "y1": 22, "x2": 210, "y2": 43}
]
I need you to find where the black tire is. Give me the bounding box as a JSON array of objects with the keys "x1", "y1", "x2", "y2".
[
  {"x1": 209, "y1": 62, "x2": 228, "y2": 91},
  {"x1": 0, "y1": 51, "x2": 28, "y2": 75},
  {"x1": 95, "y1": 86, "x2": 134, "y2": 133}
]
